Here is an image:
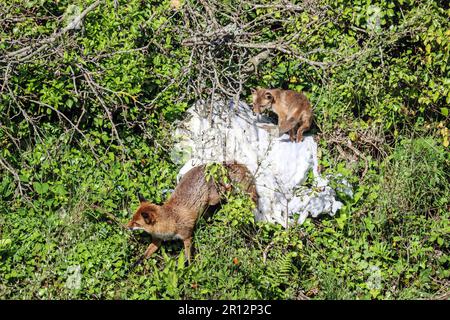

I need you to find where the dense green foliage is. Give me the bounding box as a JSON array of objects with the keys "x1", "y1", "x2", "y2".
[{"x1": 0, "y1": 0, "x2": 448, "y2": 299}]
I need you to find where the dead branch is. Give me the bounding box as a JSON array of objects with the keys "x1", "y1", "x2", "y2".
[
  {"x1": 82, "y1": 71, "x2": 125, "y2": 151},
  {"x1": 0, "y1": 156, "x2": 24, "y2": 196},
  {"x1": 4, "y1": 0, "x2": 104, "y2": 63},
  {"x1": 28, "y1": 99, "x2": 100, "y2": 161}
]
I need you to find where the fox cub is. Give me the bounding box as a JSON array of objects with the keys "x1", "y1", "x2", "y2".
[
  {"x1": 126, "y1": 163, "x2": 257, "y2": 264},
  {"x1": 251, "y1": 88, "x2": 313, "y2": 142}
]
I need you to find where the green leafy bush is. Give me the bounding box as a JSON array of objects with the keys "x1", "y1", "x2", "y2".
[{"x1": 0, "y1": 0, "x2": 448, "y2": 300}]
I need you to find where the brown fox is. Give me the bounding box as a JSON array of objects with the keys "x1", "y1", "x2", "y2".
[
  {"x1": 126, "y1": 163, "x2": 257, "y2": 265},
  {"x1": 251, "y1": 88, "x2": 313, "y2": 142}
]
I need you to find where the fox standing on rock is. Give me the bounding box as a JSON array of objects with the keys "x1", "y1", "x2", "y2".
[
  {"x1": 126, "y1": 163, "x2": 257, "y2": 266},
  {"x1": 251, "y1": 88, "x2": 313, "y2": 142}
]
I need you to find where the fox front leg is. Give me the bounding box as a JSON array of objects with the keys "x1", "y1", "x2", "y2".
[
  {"x1": 183, "y1": 237, "x2": 193, "y2": 265},
  {"x1": 289, "y1": 128, "x2": 295, "y2": 142},
  {"x1": 130, "y1": 238, "x2": 162, "y2": 270},
  {"x1": 133, "y1": 239, "x2": 161, "y2": 267},
  {"x1": 144, "y1": 238, "x2": 162, "y2": 259}
]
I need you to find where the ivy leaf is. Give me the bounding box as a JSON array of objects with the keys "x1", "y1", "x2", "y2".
[{"x1": 33, "y1": 182, "x2": 49, "y2": 195}]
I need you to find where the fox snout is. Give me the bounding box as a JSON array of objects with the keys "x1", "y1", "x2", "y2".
[
  {"x1": 125, "y1": 221, "x2": 134, "y2": 230},
  {"x1": 253, "y1": 103, "x2": 271, "y2": 114},
  {"x1": 125, "y1": 220, "x2": 142, "y2": 231}
]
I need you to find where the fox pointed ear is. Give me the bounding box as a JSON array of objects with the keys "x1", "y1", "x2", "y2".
[
  {"x1": 251, "y1": 88, "x2": 257, "y2": 94},
  {"x1": 137, "y1": 192, "x2": 147, "y2": 203},
  {"x1": 141, "y1": 211, "x2": 155, "y2": 225},
  {"x1": 264, "y1": 91, "x2": 273, "y2": 100}
]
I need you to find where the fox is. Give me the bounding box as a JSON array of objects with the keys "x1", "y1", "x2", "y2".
[
  {"x1": 126, "y1": 162, "x2": 257, "y2": 266},
  {"x1": 251, "y1": 88, "x2": 313, "y2": 142}
]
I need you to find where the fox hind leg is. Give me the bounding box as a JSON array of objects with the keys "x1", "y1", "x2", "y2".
[
  {"x1": 296, "y1": 119, "x2": 311, "y2": 142},
  {"x1": 279, "y1": 119, "x2": 298, "y2": 143},
  {"x1": 296, "y1": 125, "x2": 305, "y2": 143}
]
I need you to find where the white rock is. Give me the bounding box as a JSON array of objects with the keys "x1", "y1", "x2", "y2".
[{"x1": 171, "y1": 99, "x2": 348, "y2": 227}]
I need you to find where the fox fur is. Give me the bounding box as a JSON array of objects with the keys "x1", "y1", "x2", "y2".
[
  {"x1": 126, "y1": 162, "x2": 257, "y2": 264},
  {"x1": 251, "y1": 88, "x2": 313, "y2": 142}
]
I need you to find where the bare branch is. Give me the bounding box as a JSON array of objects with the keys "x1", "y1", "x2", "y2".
[{"x1": 4, "y1": 0, "x2": 104, "y2": 63}]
